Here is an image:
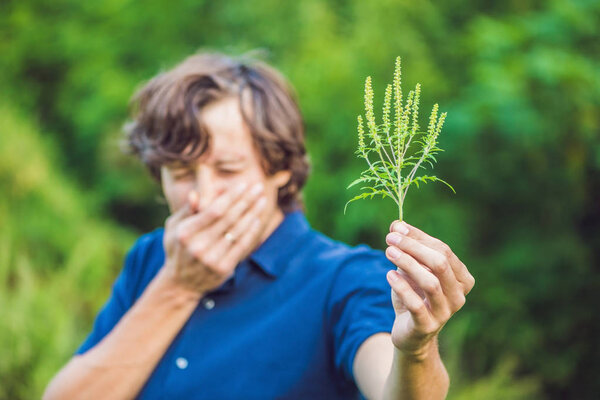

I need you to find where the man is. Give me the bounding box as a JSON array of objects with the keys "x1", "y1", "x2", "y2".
[{"x1": 44, "y1": 52, "x2": 474, "y2": 399}]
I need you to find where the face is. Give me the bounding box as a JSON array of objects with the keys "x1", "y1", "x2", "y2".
[{"x1": 160, "y1": 97, "x2": 291, "y2": 236}]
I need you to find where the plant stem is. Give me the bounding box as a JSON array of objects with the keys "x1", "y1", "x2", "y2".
[
  {"x1": 397, "y1": 154, "x2": 403, "y2": 222},
  {"x1": 363, "y1": 150, "x2": 400, "y2": 204},
  {"x1": 401, "y1": 142, "x2": 432, "y2": 204},
  {"x1": 375, "y1": 145, "x2": 396, "y2": 188},
  {"x1": 386, "y1": 135, "x2": 397, "y2": 165},
  {"x1": 378, "y1": 136, "x2": 396, "y2": 167}
]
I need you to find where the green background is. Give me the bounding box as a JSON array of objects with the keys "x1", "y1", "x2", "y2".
[{"x1": 1, "y1": 0, "x2": 598, "y2": 398}]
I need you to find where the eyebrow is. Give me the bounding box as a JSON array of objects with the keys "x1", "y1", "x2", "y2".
[{"x1": 167, "y1": 161, "x2": 192, "y2": 169}]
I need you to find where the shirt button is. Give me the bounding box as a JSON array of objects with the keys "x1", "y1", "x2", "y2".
[
  {"x1": 175, "y1": 357, "x2": 188, "y2": 370},
  {"x1": 202, "y1": 297, "x2": 215, "y2": 310}
]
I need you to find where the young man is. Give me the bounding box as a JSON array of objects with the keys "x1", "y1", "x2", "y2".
[{"x1": 44, "y1": 52, "x2": 474, "y2": 399}]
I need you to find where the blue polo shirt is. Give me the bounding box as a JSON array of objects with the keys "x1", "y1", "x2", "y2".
[{"x1": 76, "y1": 210, "x2": 396, "y2": 399}]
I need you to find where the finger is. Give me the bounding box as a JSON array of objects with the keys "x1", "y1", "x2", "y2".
[
  {"x1": 206, "y1": 182, "x2": 265, "y2": 239},
  {"x1": 166, "y1": 189, "x2": 200, "y2": 234},
  {"x1": 390, "y1": 221, "x2": 475, "y2": 295},
  {"x1": 395, "y1": 268, "x2": 425, "y2": 300},
  {"x1": 385, "y1": 246, "x2": 451, "y2": 323},
  {"x1": 386, "y1": 232, "x2": 465, "y2": 312},
  {"x1": 386, "y1": 270, "x2": 433, "y2": 329},
  {"x1": 176, "y1": 182, "x2": 249, "y2": 242},
  {"x1": 200, "y1": 194, "x2": 267, "y2": 268},
  {"x1": 165, "y1": 200, "x2": 195, "y2": 232},
  {"x1": 224, "y1": 196, "x2": 267, "y2": 242},
  {"x1": 219, "y1": 203, "x2": 267, "y2": 269},
  {"x1": 390, "y1": 221, "x2": 451, "y2": 261},
  {"x1": 186, "y1": 182, "x2": 264, "y2": 252}
]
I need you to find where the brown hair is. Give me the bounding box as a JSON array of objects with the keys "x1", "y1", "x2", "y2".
[{"x1": 125, "y1": 51, "x2": 310, "y2": 212}]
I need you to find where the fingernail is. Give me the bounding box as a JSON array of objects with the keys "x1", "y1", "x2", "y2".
[
  {"x1": 256, "y1": 196, "x2": 267, "y2": 209},
  {"x1": 386, "y1": 232, "x2": 403, "y2": 246},
  {"x1": 395, "y1": 222, "x2": 409, "y2": 235},
  {"x1": 387, "y1": 246, "x2": 402, "y2": 259},
  {"x1": 388, "y1": 270, "x2": 399, "y2": 282},
  {"x1": 188, "y1": 190, "x2": 199, "y2": 204},
  {"x1": 236, "y1": 182, "x2": 248, "y2": 193},
  {"x1": 250, "y1": 182, "x2": 264, "y2": 196}
]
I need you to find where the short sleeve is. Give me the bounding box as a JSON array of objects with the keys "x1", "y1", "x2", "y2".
[
  {"x1": 74, "y1": 242, "x2": 140, "y2": 355},
  {"x1": 327, "y1": 247, "x2": 396, "y2": 383}
]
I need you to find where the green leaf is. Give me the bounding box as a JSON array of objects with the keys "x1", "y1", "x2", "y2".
[
  {"x1": 406, "y1": 175, "x2": 456, "y2": 194},
  {"x1": 344, "y1": 192, "x2": 374, "y2": 214},
  {"x1": 436, "y1": 177, "x2": 456, "y2": 194},
  {"x1": 346, "y1": 175, "x2": 380, "y2": 189}
]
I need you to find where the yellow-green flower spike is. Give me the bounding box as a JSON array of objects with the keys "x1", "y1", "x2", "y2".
[
  {"x1": 383, "y1": 84, "x2": 392, "y2": 133},
  {"x1": 411, "y1": 83, "x2": 421, "y2": 137},
  {"x1": 364, "y1": 76, "x2": 381, "y2": 148},
  {"x1": 357, "y1": 115, "x2": 366, "y2": 153},
  {"x1": 364, "y1": 76, "x2": 375, "y2": 127},
  {"x1": 427, "y1": 103, "x2": 439, "y2": 139},
  {"x1": 434, "y1": 112, "x2": 447, "y2": 141},
  {"x1": 393, "y1": 57, "x2": 403, "y2": 138},
  {"x1": 401, "y1": 90, "x2": 415, "y2": 138}
]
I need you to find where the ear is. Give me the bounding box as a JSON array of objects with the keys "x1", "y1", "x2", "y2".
[{"x1": 271, "y1": 169, "x2": 292, "y2": 189}]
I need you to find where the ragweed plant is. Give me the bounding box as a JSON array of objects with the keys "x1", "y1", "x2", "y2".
[{"x1": 345, "y1": 57, "x2": 455, "y2": 221}]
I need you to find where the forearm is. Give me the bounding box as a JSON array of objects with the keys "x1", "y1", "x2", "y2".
[
  {"x1": 43, "y1": 267, "x2": 202, "y2": 400},
  {"x1": 382, "y1": 337, "x2": 449, "y2": 400}
]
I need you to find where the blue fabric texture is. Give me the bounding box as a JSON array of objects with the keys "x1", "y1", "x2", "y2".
[{"x1": 76, "y1": 210, "x2": 396, "y2": 399}]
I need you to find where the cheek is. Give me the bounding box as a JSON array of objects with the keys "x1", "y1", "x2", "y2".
[
  {"x1": 267, "y1": 182, "x2": 280, "y2": 201},
  {"x1": 262, "y1": 179, "x2": 284, "y2": 210},
  {"x1": 237, "y1": 169, "x2": 278, "y2": 206},
  {"x1": 236, "y1": 167, "x2": 267, "y2": 188},
  {"x1": 163, "y1": 181, "x2": 194, "y2": 212}
]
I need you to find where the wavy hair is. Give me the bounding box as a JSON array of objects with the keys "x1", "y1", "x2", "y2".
[{"x1": 124, "y1": 51, "x2": 310, "y2": 212}]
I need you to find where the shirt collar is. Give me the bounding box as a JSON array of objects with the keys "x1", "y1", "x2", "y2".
[{"x1": 249, "y1": 210, "x2": 311, "y2": 278}]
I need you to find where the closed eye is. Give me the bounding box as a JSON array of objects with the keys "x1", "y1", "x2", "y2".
[{"x1": 219, "y1": 169, "x2": 240, "y2": 175}]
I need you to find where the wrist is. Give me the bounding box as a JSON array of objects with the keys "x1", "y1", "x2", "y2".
[
  {"x1": 153, "y1": 266, "x2": 204, "y2": 306},
  {"x1": 396, "y1": 336, "x2": 439, "y2": 363}
]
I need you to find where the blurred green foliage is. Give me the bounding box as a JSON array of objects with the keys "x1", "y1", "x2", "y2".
[{"x1": 1, "y1": 0, "x2": 598, "y2": 398}]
